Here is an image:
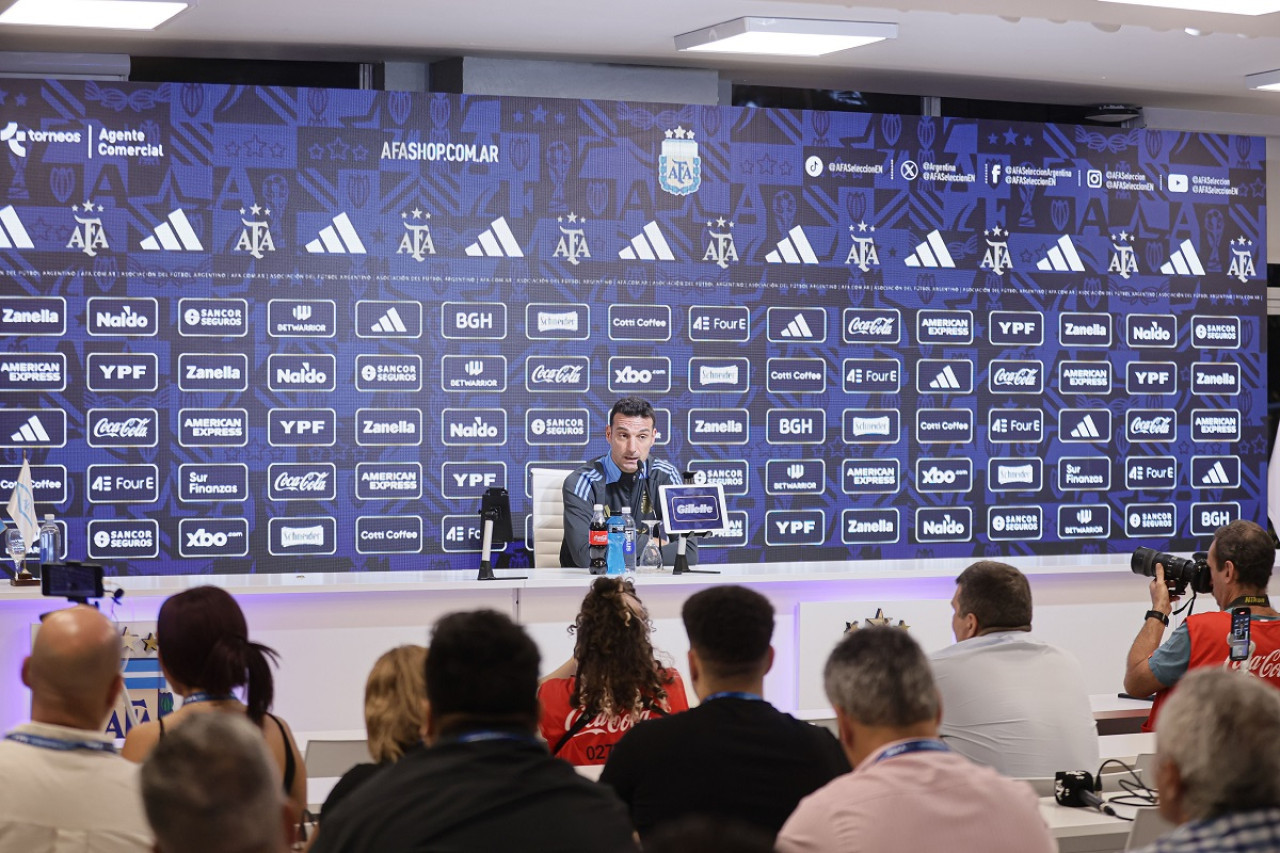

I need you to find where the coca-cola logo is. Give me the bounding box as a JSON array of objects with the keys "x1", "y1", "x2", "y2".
[
  {"x1": 847, "y1": 316, "x2": 894, "y2": 335},
  {"x1": 1131, "y1": 416, "x2": 1173, "y2": 435},
  {"x1": 93, "y1": 417, "x2": 151, "y2": 438},
  {"x1": 273, "y1": 471, "x2": 330, "y2": 492},
  {"x1": 563, "y1": 706, "x2": 660, "y2": 739},
  {"x1": 1234, "y1": 649, "x2": 1280, "y2": 680},
  {"x1": 530, "y1": 364, "x2": 584, "y2": 384},
  {"x1": 993, "y1": 367, "x2": 1039, "y2": 386}
]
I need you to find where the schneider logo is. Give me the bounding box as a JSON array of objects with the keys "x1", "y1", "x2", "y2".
[
  {"x1": 268, "y1": 517, "x2": 336, "y2": 556},
  {"x1": 527, "y1": 304, "x2": 589, "y2": 340},
  {"x1": 989, "y1": 458, "x2": 1042, "y2": 492},
  {"x1": 843, "y1": 409, "x2": 900, "y2": 444},
  {"x1": 690, "y1": 358, "x2": 749, "y2": 393}
]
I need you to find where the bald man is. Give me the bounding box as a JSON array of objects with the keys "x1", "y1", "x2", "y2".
[{"x1": 0, "y1": 605, "x2": 152, "y2": 851}]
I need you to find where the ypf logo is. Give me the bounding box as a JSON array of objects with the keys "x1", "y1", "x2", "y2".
[{"x1": 0, "y1": 122, "x2": 26, "y2": 157}]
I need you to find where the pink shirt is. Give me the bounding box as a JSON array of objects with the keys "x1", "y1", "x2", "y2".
[{"x1": 777, "y1": 738, "x2": 1054, "y2": 853}]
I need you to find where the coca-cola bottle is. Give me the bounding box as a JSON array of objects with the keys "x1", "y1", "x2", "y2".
[{"x1": 589, "y1": 504, "x2": 608, "y2": 575}]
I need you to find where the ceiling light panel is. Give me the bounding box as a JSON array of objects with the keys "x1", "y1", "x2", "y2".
[
  {"x1": 0, "y1": 0, "x2": 190, "y2": 30},
  {"x1": 676, "y1": 17, "x2": 897, "y2": 57}
]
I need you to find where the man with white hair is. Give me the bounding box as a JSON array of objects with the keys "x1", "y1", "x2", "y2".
[
  {"x1": 1131, "y1": 667, "x2": 1280, "y2": 852},
  {"x1": 0, "y1": 605, "x2": 151, "y2": 851},
  {"x1": 141, "y1": 713, "x2": 296, "y2": 853},
  {"x1": 777, "y1": 627, "x2": 1054, "y2": 853}
]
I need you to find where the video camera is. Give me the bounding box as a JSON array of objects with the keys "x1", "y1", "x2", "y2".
[{"x1": 1131, "y1": 547, "x2": 1211, "y2": 597}]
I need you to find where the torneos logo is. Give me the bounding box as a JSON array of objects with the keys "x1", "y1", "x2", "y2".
[{"x1": 1, "y1": 122, "x2": 26, "y2": 157}]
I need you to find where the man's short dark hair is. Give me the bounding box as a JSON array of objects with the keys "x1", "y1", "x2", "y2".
[
  {"x1": 682, "y1": 586, "x2": 774, "y2": 678},
  {"x1": 1214, "y1": 520, "x2": 1275, "y2": 590},
  {"x1": 954, "y1": 560, "x2": 1033, "y2": 631},
  {"x1": 426, "y1": 610, "x2": 540, "y2": 728},
  {"x1": 608, "y1": 396, "x2": 655, "y2": 427}
]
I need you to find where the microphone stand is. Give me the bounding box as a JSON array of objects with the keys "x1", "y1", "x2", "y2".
[
  {"x1": 477, "y1": 506, "x2": 525, "y2": 582},
  {"x1": 672, "y1": 533, "x2": 718, "y2": 575}
]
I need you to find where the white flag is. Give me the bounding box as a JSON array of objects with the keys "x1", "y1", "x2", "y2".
[
  {"x1": 5, "y1": 457, "x2": 38, "y2": 552},
  {"x1": 1270, "y1": 420, "x2": 1280, "y2": 536}
]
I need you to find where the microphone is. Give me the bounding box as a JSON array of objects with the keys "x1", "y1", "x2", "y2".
[{"x1": 1054, "y1": 770, "x2": 1118, "y2": 816}]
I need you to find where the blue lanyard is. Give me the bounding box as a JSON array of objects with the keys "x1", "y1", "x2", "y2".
[
  {"x1": 184, "y1": 692, "x2": 236, "y2": 705},
  {"x1": 5, "y1": 731, "x2": 117, "y2": 754},
  {"x1": 871, "y1": 739, "x2": 949, "y2": 765},
  {"x1": 703, "y1": 691, "x2": 764, "y2": 703},
  {"x1": 449, "y1": 731, "x2": 541, "y2": 746}
]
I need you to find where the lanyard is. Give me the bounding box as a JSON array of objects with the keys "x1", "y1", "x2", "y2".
[
  {"x1": 703, "y1": 691, "x2": 764, "y2": 703},
  {"x1": 871, "y1": 739, "x2": 949, "y2": 765},
  {"x1": 448, "y1": 731, "x2": 541, "y2": 746},
  {"x1": 1226, "y1": 595, "x2": 1271, "y2": 610},
  {"x1": 184, "y1": 692, "x2": 236, "y2": 705},
  {"x1": 5, "y1": 731, "x2": 116, "y2": 754}
]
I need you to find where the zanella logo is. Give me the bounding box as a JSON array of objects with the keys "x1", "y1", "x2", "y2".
[
  {"x1": 1060, "y1": 313, "x2": 1112, "y2": 347},
  {"x1": 687, "y1": 409, "x2": 749, "y2": 446},
  {"x1": 442, "y1": 409, "x2": 506, "y2": 446},
  {"x1": 268, "y1": 355, "x2": 335, "y2": 392},
  {"x1": 179, "y1": 354, "x2": 248, "y2": 392},
  {"x1": 87, "y1": 298, "x2": 157, "y2": 336},
  {"x1": 1191, "y1": 363, "x2": 1241, "y2": 396},
  {"x1": 87, "y1": 409, "x2": 157, "y2": 448},
  {"x1": 0, "y1": 298, "x2": 65, "y2": 336},
  {"x1": 268, "y1": 464, "x2": 336, "y2": 501},
  {"x1": 356, "y1": 408, "x2": 422, "y2": 447}
]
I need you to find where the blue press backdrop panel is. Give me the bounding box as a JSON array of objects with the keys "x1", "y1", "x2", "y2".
[{"x1": 0, "y1": 80, "x2": 1265, "y2": 574}]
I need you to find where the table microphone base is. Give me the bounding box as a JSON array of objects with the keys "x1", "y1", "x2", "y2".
[{"x1": 671, "y1": 535, "x2": 718, "y2": 575}]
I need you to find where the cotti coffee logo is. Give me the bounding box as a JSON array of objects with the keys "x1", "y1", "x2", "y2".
[
  {"x1": 179, "y1": 519, "x2": 249, "y2": 558},
  {"x1": 1125, "y1": 503, "x2": 1177, "y2": 537},
  {"x1": 916, "y1": 458, "x2": 973, "y2": 493},
  {"x1": 442, "y1": 302, "x2": 507, "y2": 339},
  {"x1": 765, "y1": 510, "x2": 825, "y2": 546},
  {"x1": 1191, "y1": 363, "x2": 1241, "y2": 396},
  {"x1": 268, "y1": 517, "x2": 336, "y2": 556},
  {"x1": 525, "y1": 356, "x2": 589, "y2": 393},
  {"x1": 179, "y1": 298, "x2": 248, "y2": 337},
  {"x1": 988, "y1": 507, "x2": 1042, "y2": 541},
  {"x1": 989, "y1": 360, "x2": 1043, "y2": 395},
  {"x1": 767, "y1": 358, "x2": 826, "y2": 394},
  {"x1": 843, "y1": 409, "x2": 899, "y2": 444},
  {"x1": 0, "y1": 354, "x2": 65, "y2": 393},
  {"x1": 527, "y1": 303, "x2": 589, "y2": 340},
  {"x1": 916, "y1": 310, "x2": 973, "y2": 345},
  {"x1": 1190, "y1": 315, "x2": 1240, "y2": 350},
  {"x1": 1191, "y1": 502, "x2": 1240, "y2": 537},
  {"x1": 916, "y1": 409, "x2": 973, "y2": 445},
  {"x1": 356, "y1": 354, "x2": 422, "y2": 392},
  {"x1": 609, "y1": 357, "x2": 671, "y2": 394},
  {"x1": 441, "y1": 462, "x2": 507, "y2": 499},
  {"x1": 690, "y1": 358, "x2": 750, "y2": 394},
  {"x1": 1059, "y1": 312, "x2": 1112, "y2": 347},
  {"x1": 1126, "y1": 362, "x2": 1177, "y2": 395},
  {"x1": 268, "y1": 299, "x2": 336, "y2": 337},
  {"x1": 442, "y1": 409, "x2": 506, "y2": 446},
  {"x1": 442, "y1": 355, "x2": 507, "y2": 393},
  {"x1": 267, "y1": 408, "x2": 335, "y2": 447},
  {"x1": 87, "y1": 352, "x2": 157, "y2": 393},
  {"x1": 1126, "y1": 314, "x2": 1178, "y2": 349},
  {"x1": 688, "y1": 305, "x2": 749, "y2": 342},
  {"x1": 355, "y1": 408, "x2": 422, "y2": 447},
  {"x1": 1059, "y1": 505, "x2": 1110, "y2": 539},
  {"x1": 1058, "y1": 361, "x2": 1110, "y2": 395},
  {"x1": 1127, "y1": 410, "x2": 1177, "y2": 443},
  {"x1": 915, "y1": 507, "x2": 971, "y2": 543},
  {"x1": 766, "y1": 409, "x2": 825, "y2": 445},
  {"x1": 355, "y1": 462, "x2": 422, "y2": 501},
  {"x1": 88, "y1": 519, "x2": 159, "y2": 560},
  {"x1": 179, "y1": 354, "x2": 247, "y2": 393},
  {"x1": 269, "y1": 463, "x2": 337, "y2": 502},
  {"x1": 356, "y1": 301, "x2": 423, "y2": 339},
  {"x1": 988, "y1": 458, "x2": 1042, "y2": 492},
  {"x1": 609, "y1": 304, "x2": 671, "y2": 341},
  {"x1": 988, "y1": 311, "x2": 1042, "y2": 346},
  {"x1": 1059, "y1": 457, "x2": 1112, "y2": 491},
  {"x1": 178, "y1": 464, "x2": 249, "y2": 503},
  {"x1": 0, "y1": 297, "x2": 65, "y2": 336},
  {"x1": 0, "y1": 464, "x2": 67, "y2": 503},
  {"x1": 843, "y1": 359, "x2": 901, "y2": 394},
  {"x1": 843, "y1": 308, "x2": 900, "y2": 344},
  {"x1": 178, "y1": 408, "x2": 247, "y2": 447},
  {"x1": 1191, "y1": 409, "x2": 1241, "y2": 443},
  {"x1": 86, "y1": 464, "x2": 159, "y2": 504},
  {"x1": 686, "y1": 459, "x2": 749, "y2": 495},
  {"x1": 356, "y1": 516, "x2": 423, "y2": 554},
  {"x1": 86, "y1": 297, "x2": 157, "y2": 337},
  {"x1": 268, "y1": 354, "x2": 335, "y2": 392},
  {"x1": 988, "y1": 409, "x2": 1043, "y2": 443},
  {"x1": 842, "y1": 459, "x2": 900, "y2": 495},
  {"x1": 842, "y1": 508, "x2": 899, "y2": 545},
  {"x1": 687, "y1": 409, "x2": 749, "y2": 445},
  {"x1": 526, "y1": 408, "x2": 590, "y2": 445},
  {"x1": 1125, "y1": 456, "x2": 1177, "y2": 491},
  {"x1": 88, "y1": 408, "x2": 157, "y2": 448},
  {"x1": 765, "y1": 459, "x2": 824, "y2": 495}
]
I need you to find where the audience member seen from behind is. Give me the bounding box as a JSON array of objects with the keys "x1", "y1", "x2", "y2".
[
  {"x1": 1129, "y1": 668, "x2": 1280, "y2": 852},
  {"x1": 777, "y1": 627, "x2": 1054, "y2": 853},
  {"x1": 601, "y1": 585, "x2": 849, "y2": 842},
  {"x1": 1125, "y1": 519, "x2": 1280, "y2": 731},
  {"x1": 313, "y1": 610, "x2": 637, "y2": 853},
  {"x1": 539, "y1": 577, "x2": 688, "y2": 765},
  {"x1": 0, "y1": 606, "x2": 152, "y2": 852},
  {"x1": 644, "y1": 816, "x2": 777, "y2": 853},
  {"x1": 930, "y1": 560, "x2": 1099, "y2": 777},
  {"x1": 142, "y1": 712, "x2": 294, "y2": 853},
  {"x1": 121, "y1": 586, "x2": 307, "y2": 815},
  {"x1": 321, "y1": 644, "x2": 428, "y2": 818}
]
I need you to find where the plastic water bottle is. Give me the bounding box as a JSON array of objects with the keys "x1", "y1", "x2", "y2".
[
  {"x1": 39, "y1": 514, "x2": 61, "y2": 565},
  {"x1": 607, "y1": 512, "x2": 625, "y2": 576},
  {"x1": 620, "y1": 506, "x2": 637, "y2": 574},
  {"x1": 589, "y1": 504, "x2": 608, "y2": 575}
]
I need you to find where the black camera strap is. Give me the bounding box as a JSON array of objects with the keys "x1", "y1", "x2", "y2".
[{"x1": 1225, "y1": 595, "x2": 1271, "y2": 609}]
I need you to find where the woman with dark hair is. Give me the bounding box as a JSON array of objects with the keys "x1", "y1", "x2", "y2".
[
  {"x1": 122, "y1": 585, "x2": 307, "y2": 813},
  {"x1": 538, "y1": 577, "x2": 688, "y2": 766}
]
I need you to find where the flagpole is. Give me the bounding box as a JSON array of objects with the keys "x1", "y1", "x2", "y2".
[{"x1": 6, "y1": 454, "x2": 39, "y2": 586}]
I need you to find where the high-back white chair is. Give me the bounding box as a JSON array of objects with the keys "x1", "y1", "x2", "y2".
[{"x1": 530, "y1": 468, "x2": 575, "y2": 568}]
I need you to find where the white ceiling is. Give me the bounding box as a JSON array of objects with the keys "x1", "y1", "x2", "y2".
[{"x1": 5, "y1": 0, "x2": 1280, "y2": 124}]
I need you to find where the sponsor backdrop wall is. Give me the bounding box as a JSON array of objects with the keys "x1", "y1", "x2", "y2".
[{"x1": 0, "y1": 79, "x2": 1265, "y2": 575}]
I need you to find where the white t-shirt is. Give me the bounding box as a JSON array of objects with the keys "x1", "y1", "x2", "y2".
[
  {"x1": 929, "y1": 631, "x2": 1100, "y2": 778},
  {"x1": 0, "y1": 721, "x2": 153, "y2": 853}
]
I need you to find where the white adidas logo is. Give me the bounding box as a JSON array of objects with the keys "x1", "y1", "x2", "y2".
[
  {"x1": 1037, "y1": 235, "x2": 1086, "y2": 272},
  {"x1": 0, "y1": 205, "x2": 34, "y2": 249},
  {"x1": 1071, "y1": 415, "x2": 1102, "y2": 439},
  {"x1": 1201, "y1": 461, "x2": 1231, "y2": 486},
  {"x1": 930, "y1": 365, "x2": 962, "y2": 390},
  {"x1": 779, "y1": 314, "x2": 815, "y2": 339},
  {"x1": 306, "y1": 212, "x2": 367, "y2": 254},
  {"x1": 619, "y1": 221, "x2": 675, "y2": 261},
  {"x1": 140, "y1": 208, "x2": 203, "y2": 251},
  {"x1": 370, "y1": 307, "x2": 408, "y2": 334},
  {"x1": 1160, "y1": 239, "x2": 1205, "y2": 276},
  {"x1": 904, "y1": 230, "x2": 956, "y2": 268},
  {"x1": 465, "y1": 217, "x2": 523, "y2": 258},
  {"x1": 10, "y1": 415, "x2": 50, "y2": 443},
  {"x1": 765, "y1": 226, "x2": 819, "y2": 264}
]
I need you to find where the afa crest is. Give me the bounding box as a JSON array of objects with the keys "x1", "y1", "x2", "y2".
[{"x1": 659, "y1": 127, "x2": 701, "y2": 197}]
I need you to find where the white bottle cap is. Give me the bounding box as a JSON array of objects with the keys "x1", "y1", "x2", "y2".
[
  {"x1": 44, "y1": 514, "x2": 53, "y2": 521},
  {"x1": 621, "y1": 506, "x2": 631, "y2": 513}
]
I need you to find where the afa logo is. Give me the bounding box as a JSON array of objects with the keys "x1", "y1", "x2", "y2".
[
  {"x1": 67, "y1": 200, "x2": 109, "y2": 257},
  {"x1": 1109, "y1": 231, "x2": 1139, "y2": 280},
  {"x1": 845, "y1": 222, "x2": 880, "y2": 273},
  {"x1": 980, "y1": 225, "x2": 1013, "y2": 276},
  {"x1": 234, "y1": 204, "x2": 275, "y2": 259},
  {"x1": 659, "y1": 126, "x2": 701, "y2": 196},
  {"x1": 552, "y1": 212, "x2": 591, "y2": 266},
  {"x1": 1229, "y1": 236, "x2": 1256, "y2": 284},
  {"x1": 703, "y1": 217, "x2": 739, "y2": 269},
  {"x1": 397, "y1": 208, "x2": 436, "y2": 261}
]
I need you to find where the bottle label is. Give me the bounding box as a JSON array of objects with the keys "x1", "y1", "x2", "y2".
[{"x1": 589, "y1": 530, "x2": 608, "y2": 546}]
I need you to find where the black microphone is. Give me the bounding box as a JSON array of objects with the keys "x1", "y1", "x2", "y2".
[{"x1": 1054, "y1": 770, "x2": 1118, "y2": 816}]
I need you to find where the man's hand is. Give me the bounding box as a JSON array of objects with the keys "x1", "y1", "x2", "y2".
[
  {"x1": 1149, "y1": 563, "x2": 1180, "y2": 616},
  {"x1": 1126, "y1": 563, "x2": 1175, "y2": 698}
]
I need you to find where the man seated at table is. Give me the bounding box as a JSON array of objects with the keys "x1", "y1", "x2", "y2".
[
  {"x1": 777, "y1": 627, "x2": 1054, "y2": 853},
  {"x1": 929, "y1": 560, "x2": 1099, "y2": 777},
  {"x1": 1131, "y1": 667, "x2": 1280, "y2": 852},
  {"x1": 560, "y1": 395, "x2": 696, "y2": 568}
]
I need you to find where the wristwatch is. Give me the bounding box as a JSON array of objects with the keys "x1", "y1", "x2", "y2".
[{"x1": 1145, "y1": 610, "x2": 1170, "y2": 627}]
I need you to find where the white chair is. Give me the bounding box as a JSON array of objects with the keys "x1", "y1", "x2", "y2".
[
  {"x1": 530, "y1": 468, "x2": 575, "y2": 568},
  {"x1": 304, "y1": 738, "x2": 371, "y2": 779}
]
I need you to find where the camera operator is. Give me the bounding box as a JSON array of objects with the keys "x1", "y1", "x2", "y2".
[{"x1": 1124, "y1": 519, "x2": 1280, "y2": 732}]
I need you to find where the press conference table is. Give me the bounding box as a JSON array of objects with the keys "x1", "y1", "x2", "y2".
[{"x1": 1043, "y1": 797, "x2": 1137, "y2": 853}]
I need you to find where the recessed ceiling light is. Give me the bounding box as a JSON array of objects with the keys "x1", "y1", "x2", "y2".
[
  {"x1": 675, "y1": 17, "x2": 897, "y2": 57},
  {"x1": 0, "y1": 0, "x2": 192, "y2": 30},
  {"x1": 1246, "y1": 68, "x2": 1280, "y2": 91},
  {"x1": 1098, "y1": 0, "x2": 1280, "y2": 14}
]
